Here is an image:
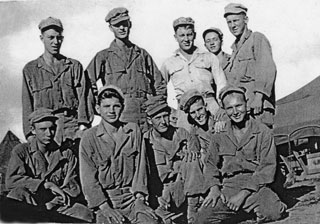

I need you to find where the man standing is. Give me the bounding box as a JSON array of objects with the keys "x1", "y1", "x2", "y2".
[
  {"x1": 143, "y1": 95, "x2": 211, "y2": 224},
  {"x1": 223, "y1": 3, "x2": 276, "y2": 127},
  {"x1": 195, "y1": 86, "x2": 286, "y2": 223},
  {"x1": 79, "y1": 85, "x2": 159, "y2": 224},
  {"x1": 86, "y1": 7, "x2": 165, "y2": 132},
  {"x1": 202, "y1": 27, "x2": 230, "y2": 71},
  {"x1": 161, "y1": 17, "x2": 227, "y2": 130},
  {"x1": 22, "y1": 17, "x2": 92, "y2": 145},
  {"x1": 6, "y1": 108, "x2": 93, "y2": 222}
]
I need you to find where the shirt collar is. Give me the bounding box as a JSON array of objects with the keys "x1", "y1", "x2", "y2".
[{"x1": 36, "y1": 54, "x2": 72, "y2": 68}]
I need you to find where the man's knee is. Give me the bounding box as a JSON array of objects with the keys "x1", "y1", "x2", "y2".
[
  {"x1": 7, "y1": 186, "x2": 33, "y2": 202},
  {"x1": 136, "y1": 213, "x2": 160, "y2": 224},
  {"x1": 255, "y1": 187, "x2": 287, "y2": 221},
  {"x1": 195, "y1": 199, "x2": 234, "y2": 224}
]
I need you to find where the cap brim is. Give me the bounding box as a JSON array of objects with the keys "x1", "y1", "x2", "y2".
[
  {"x1": 147, "y1": 104, "x2": 169, "y2": 117},
  {"x1": 110, "y1": 16, "x2": 130, "y2": 25}
]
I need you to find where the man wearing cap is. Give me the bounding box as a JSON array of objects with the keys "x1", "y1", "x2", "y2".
[
  {"x1": 179, "y1": 89, "x2": 225, "y2": 164},
  {"x1": 195, "y1": 86, "x2": 286, "y2": 223},
  {"x1": 202, "y1": 27, "x2": 230, "y2": 71},
  {"x1": 22, "y1": 17, "x2": 92, "y2": 146},
  {"x1": 6, "y1": 108, "x2": 93, "y2": 222},
  {"x1": 223, "y1": 3, "x2": 276, "y2": 128},
  {"x1": 142, "y1": 95, "x2": 211, "y2": 224},
  {"x1": 79, "y1": 85, "x2": 159, "y2": 224},
  {"x1": 161, "y1": 17, "x2": 227, "y2": 131},
  {"x1": 86, "y1": 7, "x2": 165, "y2": 132}
]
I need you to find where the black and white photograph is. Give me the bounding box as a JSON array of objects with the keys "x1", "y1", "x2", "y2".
[{"x1": 0, "y1": 0, "x2": 320, "y2": 223}]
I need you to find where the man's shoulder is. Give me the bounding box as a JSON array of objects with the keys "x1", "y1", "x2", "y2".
[
  {"x1": 251, "y1": 119, "x2": 272, "y2": 135},
  {"x1": 82, "y1": 125, "x2": 99, "y2": 140},
  {"x1": 123, "y1": 121, "x2": 140, "y2": 133},
  {"x1": 23, "y1": 58, "x2": 40, "y2": 70},
  {"x1": 11, "y1": 142, "x2": 30, "y2": 156},
  {"x1": 65, "y1": 57, "x2": 82, "y2": 66}
]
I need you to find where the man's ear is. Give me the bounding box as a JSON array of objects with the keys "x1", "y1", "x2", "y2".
[
  {"x1": 244, "y1": 15, "x2": 249, "y2": 25},
  {"x1": 174, "y1": 33, "x2": 178, "y2": 42},
  {"x1": 147, "y1": 116, "x2": 152, "y2": 125},
  {"x1": 95, "y1": 104, "x2": 101, "y2": 115},
  {"x1": 193, "y1": 31, "x2": 197, "y2": 40},
  {"x1": 40, "y1": 34, "x2": 44, "y2": 43},
  {"x1": 31, "y1": 125, "x2": 36, "y2": 135},
  {"x1": 128, "y1": 21, "x2": 132, "y2": 28},
  {"x1": 109, "y1": 24, "x2": 114, "y2": 33}
]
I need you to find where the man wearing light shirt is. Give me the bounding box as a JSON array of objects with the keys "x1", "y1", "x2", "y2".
[{"x1": 161, "y1": 17, "x2": 227, "y2": 131}]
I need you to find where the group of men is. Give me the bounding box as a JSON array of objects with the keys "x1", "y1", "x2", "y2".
[{"x1": 5, "y1": 2, "x2": 285, "y2": 224}]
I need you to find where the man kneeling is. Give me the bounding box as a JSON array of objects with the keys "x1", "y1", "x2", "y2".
[
  {"x1": 79, "y1": 85, "x2": 159, "y2": 224},
  {"x1": 143, "y1": 95, "x2": 210, "y2": 224},
  {"x1": 195, "y1": 86, "x2": 286, "y2": 223},
  {"x1": 6, "y1": 108, "x2": 93, "y2": 222}
]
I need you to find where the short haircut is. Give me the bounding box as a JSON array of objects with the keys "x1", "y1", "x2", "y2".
[
  {"x1": 221, "y1": 92, "x2": 246, "y2": 108},
  {"x1": 185, "y1": 96, "x2": 204, "y2": 113},
  {"x1": 174, "y1": 24, "x2": 194, "y2": 33},
  {"x1": 97, "y1": 89, "x2": 125, "y2": 107},
  {"x1": 204, "y1": 30, "x2": 223, "y2": 41}
]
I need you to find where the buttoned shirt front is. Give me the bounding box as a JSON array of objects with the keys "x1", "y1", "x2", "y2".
[
  {"x1": 161, "y1": 48, "x2": 227, "y2": 100},
  {"x1": 79, "y1": 121, "x2": 147, "y2": 209},
  {"x1": 210, "y1": 119, "x2": 277, "y2": 192},
  {"x1": 86, "y1": 41, "x2": 165, "y2": 124},
  {"x1": 22, "y1": 55, "x2": 92, "y2": 138}
]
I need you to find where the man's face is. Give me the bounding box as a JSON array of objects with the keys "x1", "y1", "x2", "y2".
[
  {"x1": 204, "y1": 31, "x2": 222, "y2": 55},
  {"x1": 32, "y1": 120, "x2": 56, "y2": 146},
  {"x1": 174, "y1": 26, "x2": 195, "y2": 52},
  {"x1": 223, "y1": 93, "x2": 247, "y2": 123},
  {"x1": 96, "y1": 97, "x2": 123, "y2": 124},
  {"x1": 189, "y1": 99, "x2": 208, "y2": 126},
  {"x1": 40, "y1": 28, "x2": 63, "y2": 55},
  {"x1": 109, "y1": 20, "x2": 131, "y2": 40},
  {"x1": 226, "y1": 14, "x2": 248, "y2": 38},
  {"x1": 148, "y1": 110, "x2": 170, "y2": 134}
]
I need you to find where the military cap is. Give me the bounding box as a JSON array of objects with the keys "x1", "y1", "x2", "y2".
[
  {"x1": 105, "y1": 7, "x2": 130, "y2": 25},
  {"x1": 173, "y1": 17, "x2": 195, "y2": 30},
  {"x1": 98, "y1": 85, "x2": 125, "y2": 102},
  {"x1": 38, "y1": 17, "x2": 63, "y2": 31},
  {"x1": 202, "y1": 27, "x2": 224, "y2": 40},
  {"x1": 29, "y1": 108, "x2": 58, "y2": 125},
  {"x1": 179, "y1": 89, "x2": 203, "y2": 112},
  {"x1": 219, "y1": 85, "x2": 246, "y2": 101},
  {"x1": 224, "y1": 3, "x2": 248, "y2": 18},
  {"x1": 144, "y1": 95, "x2": 169, "y2": 117}
]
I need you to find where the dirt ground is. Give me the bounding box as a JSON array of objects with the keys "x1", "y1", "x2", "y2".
[
  {"x1": 271, "y1": 178, "x2": 320, "y2": 224},
  {"x1": 238, "y1": 177, "x2": 320, "y2": 224}
]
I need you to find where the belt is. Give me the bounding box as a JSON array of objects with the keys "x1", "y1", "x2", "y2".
[
  {"x1": 106, "y1": 187, "x2": 132, "y2": 197},
  {"x1": 123, "y1": 91, "x2": 147, "y2": 99},
  {"x1": 202, "y1": 92, "x2": 215, "y2": 98},
  {"x1": 53, "y1": 108, "x2": 77, "y2": 117},
  {"x1": 222, "y1": 170, "x2": 254, "y2": 178}
]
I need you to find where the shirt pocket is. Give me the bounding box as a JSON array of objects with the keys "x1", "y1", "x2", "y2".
[
  {"x1": 168, "y1": 63, "x2": 184, "y2": 76},
  {"x1": 30, "y1": 77, "x2": 52, "y2": 93},
  {"x1": 154, "y1": 150, "x2": 167, "y2": 165},
  {"x1": 237, "y1": 51, "x2": 255, "y2": 82}
]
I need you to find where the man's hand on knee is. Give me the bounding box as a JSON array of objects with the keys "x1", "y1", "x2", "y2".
[
  {"x1": 225, "y1": 190, "x2": 251, "y2": 211},
  {"x1": 100, "y1": 202, "x2": 126, "y2": 224}
]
